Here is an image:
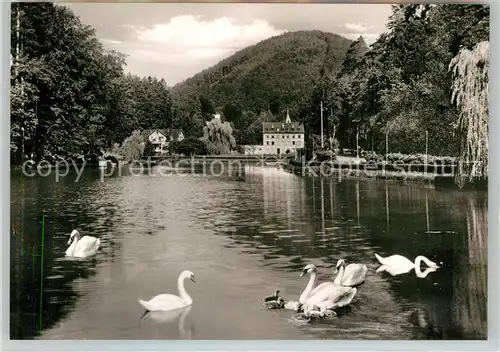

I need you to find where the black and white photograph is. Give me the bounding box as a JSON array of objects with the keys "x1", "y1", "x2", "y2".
[{"x1": 9, "y1": 2, "x2": 489, "y2": 340}]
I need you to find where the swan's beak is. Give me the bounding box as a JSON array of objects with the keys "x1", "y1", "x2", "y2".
[
  {"x1": 300, "y1": 269, "x2": 307, "y2": 277},
  {"x1": 190, "y1": 277, "x2": 196, "y2": 283},
  {"x1": 67, "y1": 238, "x2": 72, "y2": 245}
]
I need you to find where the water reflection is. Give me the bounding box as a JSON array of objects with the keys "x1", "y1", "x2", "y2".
[
  {"x1": 450, "y1": 197, "x2": 487, "y2": 339},
  {"x1": 140, "y1": 306, "x2": 193, "y2": 339},
  {"x1": 376, "y1": 264, "x2": 437, "y2": 278},
  {"x1": 10, "y1": 172, "x2": 123, "y2": 339}
]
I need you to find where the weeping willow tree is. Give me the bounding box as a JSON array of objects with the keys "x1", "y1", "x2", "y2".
[
  {"x1": 121, "y1": 130, "x2": 144, "y2": 162},
  {"x1": 203, "y1": 117, "x2": 236, "y2": 155},
  {"x1": 449, "y1": 41, "x2": 489, "y2": 188}
]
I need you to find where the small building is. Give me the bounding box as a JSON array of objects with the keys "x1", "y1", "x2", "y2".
[
  {"x1": 243, "y1": 110, "x2": 305, "y2": 156},
  {"x1": 262, "y1": 110, "x2": 305, "y2": 155},
  {"x1": 243, "y1": 145, "x2": 265, "y2": 155},
  {"x1": 141, "y1": 128, "x2": 185, "y2": 155}
]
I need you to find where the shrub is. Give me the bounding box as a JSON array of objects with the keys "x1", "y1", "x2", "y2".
[
  {"x1": 170, "y1": 137, "x2": 208, "y2": 156},
  {"x1": 316, "y1": 150, "x2": 336, "y2": 161},
  {"x1": 363, "y1": 152, "x2": 457, "y2": 165},
  {"x1": 142, "y1": 140, "x2": 155, "y2": 158}
]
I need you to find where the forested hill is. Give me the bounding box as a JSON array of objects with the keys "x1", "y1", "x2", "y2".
[{"x1": 171, "y1": 30, "x2": 361, "y2": 117}]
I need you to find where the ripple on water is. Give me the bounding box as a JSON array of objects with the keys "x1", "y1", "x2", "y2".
[{"x1": 10, "y1": 170, "x2": 488, "y2": 340}]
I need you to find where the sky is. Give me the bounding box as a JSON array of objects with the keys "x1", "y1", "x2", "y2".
[{"x1": 66, "y1": 3, "x2": 392, "y2": 86}]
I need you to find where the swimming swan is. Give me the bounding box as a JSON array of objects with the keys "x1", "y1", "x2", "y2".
[
  {"x1": 333, "y1": 259, "x2": 368, "y2": 287},
  {"x1": 300, "y1": 264, "x2": 357, "y2": 317},
  {"x1": 138, "y1": 270, "x2": 195, "y2": 312},
  {"x1": 298, "y1": 264, "x2": 337, "y2": 304},
  {"x1": 374, "y1": 253, "x2": 440, "y2": 273},
  {"x1": 65, "y1": 229, "x2": 101, "y2": 258}
]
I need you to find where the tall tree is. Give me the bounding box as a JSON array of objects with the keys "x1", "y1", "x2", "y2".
[
  {"x1": 450, "y1": 41, "x2": 489, "y2": 186},
  {"x1": 202, "y1": 117, "x2": 236, "y2": 155}
]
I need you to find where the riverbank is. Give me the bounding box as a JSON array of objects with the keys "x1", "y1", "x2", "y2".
[{"x1": 281, "y1": 159, "x2": 487, "y2": 190}]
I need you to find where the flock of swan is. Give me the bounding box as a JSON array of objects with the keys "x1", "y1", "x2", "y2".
[
  {"x1": 260, "y1": 254, "x2": 441, "y2": 322},
  {"x1": 64, "y1": 229, "x2": 441, "y2": 324}
]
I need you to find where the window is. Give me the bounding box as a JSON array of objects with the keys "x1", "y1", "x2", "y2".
[
  {"x1": 272, "y1": 141, "x2": 275, "y2": 145},
  {"x1": 282, "y1": 135, "x2": 284, "y2": 139},
  {"x1": 287, "y1": 135, "x2": 289, "y2": 138},
  {"x1": 266, "y1": 141, "x2": 269, "y2": 145},
  {"x1": 272, "y1": 135, "x2": 274, "y2": 138},
  {"x1": 292, "y1": 141, "x2": 295, "y2": 145}
]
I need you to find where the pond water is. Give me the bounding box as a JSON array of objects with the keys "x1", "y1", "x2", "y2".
[{"x1": 10, "y1": 165, "x2": 487, "y2": 340}]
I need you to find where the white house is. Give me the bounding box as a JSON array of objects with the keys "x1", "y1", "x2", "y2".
[
  {"x1": 244, "y1": 110, "x2": 305, "y2": 156},
  {"x1": 142, "y1": 129, "x2": 185, "y2": 155}
]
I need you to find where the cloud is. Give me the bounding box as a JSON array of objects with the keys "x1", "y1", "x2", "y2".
[
  {"x1": 67, "y1": 4, "x2": 392, "y2": 84},
  {"x1": 133, "y1": 15, "x2": 285, "y2": 53},
  {"x1": 344, "y1": 22, "x2": 374, "y2": 33},
  {"x1": 101, "y1": 38, "x2": 122, "y2": 45},
  {"x1": 105, "y1": 15, "x2": 286, "y2": 83}
]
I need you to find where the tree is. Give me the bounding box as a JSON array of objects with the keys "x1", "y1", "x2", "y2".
[
  {"x1": 10, "y1": 3, "x2": 126, "y2": 163},
  {"x1": 170, "y1": 137, "x2": 207, "y2": 156},
  {"x1": 121, "y1": 130, "x2": 144, "y2": 162},
  {"x1": 199, "y1": 95, "x2": 216, "y2": 121},
  {"x1": 449, "y1": 41, "x2": 489, "y2": 186},
  {"x1": 142, "y1": 140, "x2": 155, "y2": 158},
  {"x1": 202, "y1": 117, "x2": 236, "y2": 155}
]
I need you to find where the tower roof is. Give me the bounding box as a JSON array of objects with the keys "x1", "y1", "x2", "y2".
[{"x1": 285, "y1": 109, "x2": 291, "y2": 124}]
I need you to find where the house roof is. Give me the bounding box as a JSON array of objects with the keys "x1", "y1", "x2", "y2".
[
  {"x1": 142, "y1": 128, "x2": 184, "y2": 139},
  {"x1": 262, "y1": 122, "x2": 304, "y2": 133},
  {"x1": 262, "y1": 109, "x2": 304, "y2": 133}
]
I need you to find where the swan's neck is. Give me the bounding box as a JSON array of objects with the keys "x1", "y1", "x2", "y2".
[
  {"x1": 69, "y1": 236, "x2": 79, "y2": 249},
  {"x1": 334, "y1": 265, "x2": 345, "y2": 284},
  {"x1": 415, "y1": 256, "x2": 434, "y2": 268},
  {"x1": 177, "y1": 275, "x2": 192, "y2": 305},
  {"x1": 67, "y1": 238, "x2": 78, "y2": 255},
  {"x1": 415, "y1": 265, "x2": 434, "y2": 278},
  {"x1": 299, "y1": 272, "x2": 317, "y2": 304}
]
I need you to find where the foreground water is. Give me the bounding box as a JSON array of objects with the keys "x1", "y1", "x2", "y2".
[{"x1": 10, "y1": 166, "x2": 487, "y2": 339}]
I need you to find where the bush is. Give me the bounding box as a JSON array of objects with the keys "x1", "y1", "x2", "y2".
[
  {"x1": 142, "y1": 140, "x2": 155, "y2": 158},
  {"x1": 170, "y1": 137, "x2": 208, "y2": 156},
  {"x1": 315, "y1": 150, "x2": 336, "y2": 161},
  {"x1": 363, "y1": 152, "x2": 457, "y2": 165}
]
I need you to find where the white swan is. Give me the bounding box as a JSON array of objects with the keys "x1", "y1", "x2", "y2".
[
  {"x1": 298, "y1": 264, "x2": 337, "y2": 304},
  {"x1": 300, "y1": 264, "x2": 357, "y2": 317},
  {"x1": 376, "y1": 263, "x2": 438, "y2": 278},
  {"x1": 138, "y1": 270, "x2": 195, "y2": 311},
  {"x1": 65, "y1": 229, "x2": 101, "y2": 258},
  {"x1": 374, "y1": 253, "x2": 439, "y2": 273},
  {"x1": 333, "y1": 259, "x2": 368, "y2": 287}
]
